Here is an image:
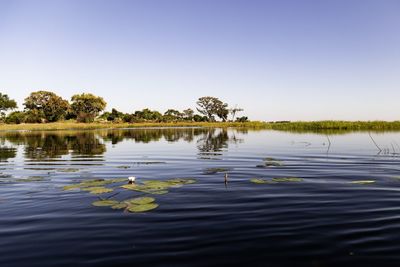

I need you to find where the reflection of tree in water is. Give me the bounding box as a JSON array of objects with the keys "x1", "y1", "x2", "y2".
[
  {"x1": 0, "y1": 146, "x2": 17, "y2": 161},
  {"x1": 197, "y1": 129, "x2": 244, "y2": 158},
  {"x1": 24, "y1": 134, "x2": 70, "y2": 159},
  {"x1": 0, "y1": 131, "x2": 106, "y2": 160},
  {"x1": 69, "y1": 133, "x2": 106, "y2": 156},
  {"x1": 100, "y1": 128, "x2": 209, "y2": 144},
  {"x1": 0, "y1": 128, "x2": 246, "y2": 161}
]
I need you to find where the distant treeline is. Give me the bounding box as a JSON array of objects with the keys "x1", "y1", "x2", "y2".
[{"x1": 0, "y1": 91, "x2": 248, "y2": 124}]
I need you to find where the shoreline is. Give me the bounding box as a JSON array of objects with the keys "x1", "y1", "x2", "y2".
[{"x1": 1, "y1": 120, "x2": 400, "y2": 132}]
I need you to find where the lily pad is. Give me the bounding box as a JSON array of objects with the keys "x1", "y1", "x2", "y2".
[
  {"x1": 121, "y1": 184, "x2": 137, "y2": 190},
  {"x1": 121, "y1": 178, "x2": 196, "y2": 194},
  {"x1": 349, "y1": 180, "x2": 375, "y2": 185},
  {"x1": 84, "y1": 187, "x2": 114, "y2": 194},
  {"x1": 166, "y1": 178, "x2": 196, "y2": 185},
  {"x1": 127, "y1": 203, "x2": 159, "y2": 213},
  {"x1": 272, "y1": 177, "x2": 303, "y2": 182},
  {"x1": 92, "y1": 200, "x2": 119, "y2": 207},
  {"x1": 250, "y1": 178, "x2": 270, "y2": 184},
  {"x1": 142, "y1": 180, "x2": 171, "y2": 189},
  {"x1": 111, "y1": 203, "x2": 128, "y2": 210},
  {"x1": 125, "y1": 197, "x2": 155, "y2": 205},
  {"x1": 203, "y1": 168, "x2": 230, "y2": 174}
]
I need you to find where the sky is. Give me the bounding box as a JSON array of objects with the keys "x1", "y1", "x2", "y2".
[{"x1": 0, "y1": 0, "x2": 399, "y2": 121}]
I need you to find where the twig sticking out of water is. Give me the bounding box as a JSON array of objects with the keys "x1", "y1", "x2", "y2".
[
  {"x1": 326, "y1": 135, "x2": 331, "y2": 147},
  {"x1": 368, "y1": 132, "x2": 382, "y2": 153},
  {"x1": 326, "y1": 134, "x2": 331, "y2": 154}
]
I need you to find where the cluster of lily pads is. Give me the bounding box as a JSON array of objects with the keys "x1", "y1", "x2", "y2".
[
  {"x1": 62, "y1": 178, "x2": 126, "y2": 194},
  {"x1": 62, "y1": 177, "x2": 196, "y2": 213}
]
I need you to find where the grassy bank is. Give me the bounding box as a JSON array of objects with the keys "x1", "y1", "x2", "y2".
[
  {"x1": 0, "y1": 120, "x2": 400, "y2": 132},
  {"x1": 0, "y1": 121, "x2": 269, "y2": 131}
]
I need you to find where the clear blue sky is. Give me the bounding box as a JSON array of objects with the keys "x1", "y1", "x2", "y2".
[{"x1": 1, "y1": 0, "x2": 399, "y2": 121}]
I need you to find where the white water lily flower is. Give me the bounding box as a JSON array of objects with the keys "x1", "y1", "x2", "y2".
[{"x1": 128, "y1": 176, "x2": 136, "y2": 182}]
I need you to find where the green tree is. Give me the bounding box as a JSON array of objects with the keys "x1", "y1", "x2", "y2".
[
  {"x1": 70, "y1": 93, "x2": 107, "y2": 122},
  {"x1": 24, "y1": 91, "x2": 69, "y2": 122},
  {"x1": 5, "y1": 111, "x2": 26, "y2": 124},
  {"x1": 163, "y1": 109, "x2": 182, "y2": 122},
  {"x1": 0, "y1": 93, "x2": 17, "y2": 118},
  {"x1": 100, "y1": 108, "x2": 124, "y2": 122},
  {"x1": 182, "y1": 108, "x2": 194, "y2": 121},
  {"x1": 196, "y1": 96, "x2": 229, "y2": 122},
  {"x1": 193, "y1": 114, "x2": 208, "y2": 122},
  {"x1": 135, "y1": 108, "x2": 162, "y2": 121},
  {"x1": 25, "y1": 110, "x2": 45, "y2": 123}
]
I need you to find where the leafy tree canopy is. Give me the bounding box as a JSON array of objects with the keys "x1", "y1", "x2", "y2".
[
  {"x1": 0, "y1": 93, "x2": 17, "y2": 115},
  {"x1": 24, "y1": 91, "x2": 69, "y2": 122},
  {"x1": 71, "y1": 93, "x2": 106, "y2": 122},
  {"x1": 196, "y1": 96, "x2": 229, "y2": 122}
]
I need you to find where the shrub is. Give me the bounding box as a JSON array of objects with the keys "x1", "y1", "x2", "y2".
[{"x1": 5, "y1": 111, "x2": 26, "y2": 124}]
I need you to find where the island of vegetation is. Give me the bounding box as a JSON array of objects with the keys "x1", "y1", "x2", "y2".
[{"x1": 1, "y1": 91, "x2": 400, "y2": 132}]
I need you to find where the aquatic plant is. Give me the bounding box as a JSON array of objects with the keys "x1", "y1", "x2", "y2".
[
  {"x1": 111, "y1": 203, "x2": 128, "y2": 210},
  {"x1": 81, "y1": 187, "x2": 114, "y2": 194},
  {"x1": 271, "y1": 177, "x2": 303, "y2": 182},
  {"x1": 250, "y1": 177, "x2": 303, "y2": 184},
  {"x1": 127, "y1": 203, "x2": 159, "y2": 213},
  {"x1": 92, "y1": 200, "x2": 119, "y2": 206},
  {"x1": 121, "y1": 178, "x2": 196, "y2": 195},
  {"x1": 203, "y1": 168, "x2": 230, "y2": 174},
  {"x1": 124, "y1": 197, "x2": 155, "y2": 205},
  {"x1": 349, "y1": 180, "x2": 375, "y2": 185},
  {"x1": 63, "y1": 178, "x2": 126, "y2": 191},
  {"x1": 69, "y1": 177, "x2": 196, "y2": 214},
  {"x1": 92, "y1": 197, "x2": 159, "y2": 213},
  {"x1": 250, "y1": 178, "x2": 270, "y2": 184}
]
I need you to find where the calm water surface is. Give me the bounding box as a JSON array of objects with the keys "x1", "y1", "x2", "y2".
[{"x1": 1, "y1": 128, "x2": 400, "y2": 267}]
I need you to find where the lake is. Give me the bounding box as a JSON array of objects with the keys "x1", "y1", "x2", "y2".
[{"x1": 1, "y1": 127, "x2": 400, "y2": 267}]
